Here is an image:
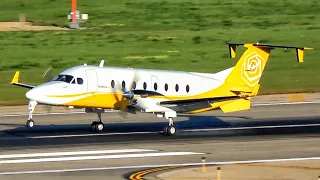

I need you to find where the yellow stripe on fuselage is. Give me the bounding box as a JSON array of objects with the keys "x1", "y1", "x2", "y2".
[{"x1": 50, "y1": 83, "x2": 237, "y2": 112}]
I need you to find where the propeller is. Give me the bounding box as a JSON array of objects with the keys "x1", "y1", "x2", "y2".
[
  {"x1": 112, "y1": 69, "x2": 140, "y2": 119},
  {"x1": 41, "y1": 66, "x2": 54, "y2": 112},
  {"x1": 43, "y1": 66, "x2": 54, "y2": 82},
  {"x1": 41, "y1": 66, "x2": 68, "y2": 113}
]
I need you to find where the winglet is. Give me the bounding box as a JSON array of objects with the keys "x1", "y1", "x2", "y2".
[
  {"x1": 296, "y1": 47, "x2": 313, "y2": 62},
  {"x1": 10, "y1": 71, "x2": 35, "y2": 89},
  {"x1": 227, "y1": 42, "x2": 244, "y2": 58},
  {"x1": 11, "y1": 71, "x2": 20, "y2": 84}
]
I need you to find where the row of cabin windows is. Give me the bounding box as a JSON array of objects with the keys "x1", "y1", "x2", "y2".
[{"x1": 110, "y1": 80, "x2": 190, "y2": 93}]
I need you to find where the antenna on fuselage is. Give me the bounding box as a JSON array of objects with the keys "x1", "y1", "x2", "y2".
[{"x1": 99, "y1": 60, "x2": 104, "y2": 67}]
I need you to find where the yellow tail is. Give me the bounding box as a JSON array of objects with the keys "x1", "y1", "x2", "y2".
[
  {"x1": 224, "y1": 42, "x2": 312, "y2": 95},
  {"x1": 219, "y1": 42, "x2": 312, "y2": 113}
]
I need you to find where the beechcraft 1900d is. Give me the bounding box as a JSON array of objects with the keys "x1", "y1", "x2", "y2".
[{"x1": 10, "y1": 42, "x2": 312, "y2": 136}]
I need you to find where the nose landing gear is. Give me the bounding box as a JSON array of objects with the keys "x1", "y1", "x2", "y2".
[
  {"x1": 91, "y1": 112, "x2": 104, "y2": 132},
  {"x1": 26, "y1": 100, "x2": 38, "y2": 129}
]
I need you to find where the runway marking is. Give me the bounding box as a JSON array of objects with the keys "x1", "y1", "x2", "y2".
[
  {"x1": 0, "y1": 111, "x2": 85, "y2": 117},
  {"x1": 251, "y1": 101, "x2": 320, "y2": 106},
  {"x1": 1, "y1": 101, "x2": 319, "y2": 117},
  {"x1": 26, "y1": 123, "x2": 320, "y2": 139},
  {"x1": 0, "y1": 151, "x2": 203, "y2": 164},
  {"x1": 129, "y1": 166, "x2": 178, "y2": 180},
  {"x1": 0, "y1": 149, "x2": 156, "y2": 159},
  {"x1": 0, "y1": 156, "x2": 319, "y2": 175},
  {"x1": 183, "y1": 123, "x2": 320, "y2": 132},
  {"x1": 30, "y1": 131, "x2": 157, "y2": 139}
]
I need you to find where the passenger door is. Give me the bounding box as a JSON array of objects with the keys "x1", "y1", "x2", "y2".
[{"x1": 86, "y1": 69, "x2": 98, "y2": 92}]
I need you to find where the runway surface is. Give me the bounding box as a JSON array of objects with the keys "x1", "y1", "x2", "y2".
[{"x1": 0, "y1": 103, "x2": 319, "y2": 179}]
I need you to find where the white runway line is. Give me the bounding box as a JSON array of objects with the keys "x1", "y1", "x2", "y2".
[
  {"x1": 183, "y1": 123, "x2": 320, "y2": 132},
  {"x1": 0, "y1": 156, "x2": 319, "y2": 175},
  {"x1": 0, "y1": 151, "x2": 203, "y2": 164},
  {"x1": 0, "y1": 111, "x2": 85, "y2": 117},
  {"x1": 1, "y1": 101, "x2": 319, "y2": 117},
  {"x1": 30, "y1": 131, "x2": 157, "y2": 139},
  {"x1": 252, "y1": 101, "x2": 320, "y2": 106},
  {"x1": 0, "y1": 149, "x2": 156, "y2": 159}
]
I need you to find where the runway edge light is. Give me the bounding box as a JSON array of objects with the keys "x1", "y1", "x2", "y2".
[
  {"x1": 202, "y1": 157, "x2": 206, "y2": 173},
  {"x1": 217, "y1": 167, "x2": 221, "y2": 180}
]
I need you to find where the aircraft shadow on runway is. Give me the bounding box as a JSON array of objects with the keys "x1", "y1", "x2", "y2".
[
  {"x1": 2, "y1": 115, "x2": 232, "y2": 134},
  {"x1": 2, "y1": 115, "x2": 320, "y2": 136}
]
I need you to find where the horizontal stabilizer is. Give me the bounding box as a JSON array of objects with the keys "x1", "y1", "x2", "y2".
[{"x1": 226, "y1": 42, "x2": 313, "y2": 62}]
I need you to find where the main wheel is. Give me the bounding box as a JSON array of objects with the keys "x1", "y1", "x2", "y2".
[
  {"x1": 163, "y1": 126, "x2": 169, "y2": 136},
  {"x1": 167, "y1": 126, "x2": 176, "y2": 136},
  {"x1": 91, "y1": 121, "x2": 98, "y2": 132},
  {"x1": 95, "y1": 122, "x2": 104, "y2": 132},
  {"x1": 26, "y1": 119, "x2": 35, "y2": 129}
]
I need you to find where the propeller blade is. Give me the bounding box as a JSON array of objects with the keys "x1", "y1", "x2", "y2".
[
  {"x1": 113, "y1": 69, "x2": 140, "y2": 119},
  {"x1": 127, "y1": 70, "x2": 140, "y2": 92},
  {"x1": 43, "y1": 66, "x2": 53, "y2": 82}
]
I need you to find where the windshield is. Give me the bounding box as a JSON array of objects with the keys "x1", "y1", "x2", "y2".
[{"x1": 52, "y1": 74, "x2": 74, "y2": 83}]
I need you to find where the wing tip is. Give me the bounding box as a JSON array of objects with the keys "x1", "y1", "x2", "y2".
[{"x1": 11, "y1": 71, "x2": 20, "y2": 84}]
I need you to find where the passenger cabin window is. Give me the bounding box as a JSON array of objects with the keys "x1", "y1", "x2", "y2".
[
  {"x1": 186, "y1": 85, "x2": 190, "y2": 93},
  {"x1": 53, "y1": 74, "x2": 74, "y2": 84},
  {"x1": 111, "y1": 80, "x2": 115, "y2": 88},
  {"x1": 122, "y1": 81, "x2": 126, "y2": 90},
  {"x1": 132, "y1": 81, "x2": 136, "y2": 90},
  {"x1": 143, "y1": 82, "x2": 147, "y2": 90},
  {"x1": 164, "y1": 83, "x2": 168, "y2": 91},
  {"x1": 154, "y1": 83, "x2": 158, "y2": 91},
  {"x1": 175, "y1": 84, "x2": 179, "y2": 92}
]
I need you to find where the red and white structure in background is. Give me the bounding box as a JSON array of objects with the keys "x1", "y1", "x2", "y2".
[{"x1": 68, "y1": 0, "x2": 88, "y2": 29}]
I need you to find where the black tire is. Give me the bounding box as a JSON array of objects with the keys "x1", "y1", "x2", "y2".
[
  {"x1": 163, "y1": 126, "x2": 169, "y2": 136},
  {"x1": 167, "y1": 126, "x2": 176, "y2": 136},
  {"x1": 95, "y1": 122, "x2": 104, "y2": 132},
  {"x1": 91, "y1": 121, "x2": 98, "y2": 132},
  {"x1": 26, "y1": 119, "x2": 35, "y2": 129}
]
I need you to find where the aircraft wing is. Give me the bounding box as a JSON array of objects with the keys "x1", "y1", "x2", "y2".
[
  {"x1": 158, "y1": 96, "x2": 240, "y2": 113},
  {"x1": 11, "y1": 71, "x2": 35, "y2": 89}
]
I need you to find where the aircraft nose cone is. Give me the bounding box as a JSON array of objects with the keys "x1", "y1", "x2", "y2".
[{"x1": 26, "y1": 89, "x2": 37, "y2": 100}]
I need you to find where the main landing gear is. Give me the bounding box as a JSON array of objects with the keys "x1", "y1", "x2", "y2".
[
  {"x1": 91, "y1": 112, "x2": 104, "y2": 133},
  {"x1": 163, "y1": 117, "x2": 176, "y2": 136},
  {"x1": 26, "y1": 100, "x2": 37, "y2": 129}
]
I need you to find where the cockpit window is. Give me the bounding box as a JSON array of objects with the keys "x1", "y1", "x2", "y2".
[
  {"x1": 77, "y1": 78, "x2": 83, "y2": 85},
  {"x1": 52, "y1": 74, "x2": 74, "y2": 83}
]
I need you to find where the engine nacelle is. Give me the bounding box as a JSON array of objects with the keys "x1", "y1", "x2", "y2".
[{"x1": 123, "y1": 91, "x2": 134, "y2": 99}]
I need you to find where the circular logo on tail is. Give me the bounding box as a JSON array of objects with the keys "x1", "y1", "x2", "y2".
[{"x1": 241, "y1": 52, "x2": 265, "y2": 86}]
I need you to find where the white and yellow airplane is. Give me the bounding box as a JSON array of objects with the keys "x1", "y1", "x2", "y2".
[{"x1": 10, "y1": 42, "x2": 312, "y2": 136}]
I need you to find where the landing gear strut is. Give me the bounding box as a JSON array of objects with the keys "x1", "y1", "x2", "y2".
[
  {"x1": 91, "y1": 112, "x2": 104, "y2": 133},
  {"x1": 163, "y1": 117, "x2": 176, "y2": 136},
  {"x1": 26, "y1": 100, "x2": 37, "y2": 129}
]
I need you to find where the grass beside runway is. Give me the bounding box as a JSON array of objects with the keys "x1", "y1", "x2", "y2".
[{"x1": 0, "y1": 0, "x2": 320, "y2": 104}]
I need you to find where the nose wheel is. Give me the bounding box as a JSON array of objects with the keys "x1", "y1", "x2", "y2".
[
  {"x1": 25, "y1": 100, "x2": 37, "y2": 129},
  {"x1": 26, "y1": 119, "x2": 35, "y2": 129},
  {"x1": 91, "y1": 112, "x2": 104, "y2": 132}
]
